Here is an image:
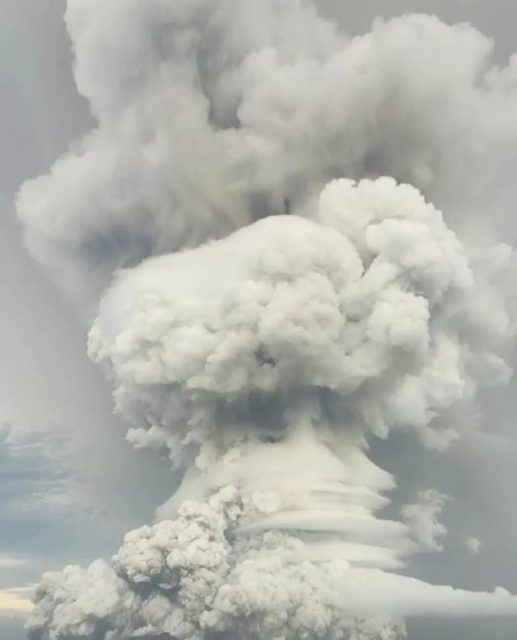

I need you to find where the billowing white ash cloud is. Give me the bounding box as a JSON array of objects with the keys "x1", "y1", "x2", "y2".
[
  {"x1": 90, "y1": 176, "x2": 509, "y2": 463},
  {"x1": 16, "y1": 0, "x2": 517, "y2": 309},
  {"x1": 26, "y1": 179, "x2": 517, "y2": 640},
  {"x1": 15, "y1": 0, "x2": 517, "y2": 639}
]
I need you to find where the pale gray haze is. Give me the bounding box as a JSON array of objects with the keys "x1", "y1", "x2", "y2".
[{"x1": 1, "y1": 1, "x2": 517, "y2": 639}]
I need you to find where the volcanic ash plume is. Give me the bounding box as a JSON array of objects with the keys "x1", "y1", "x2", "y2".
[
  {"x1": 16, "y1": 0, "x2": 517, "y2": 639},
  {"x1": 27, "y1": 179, "x2": 517, "y2": 640}
]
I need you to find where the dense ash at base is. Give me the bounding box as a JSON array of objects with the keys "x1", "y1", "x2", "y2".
[
  {"x1": 133, "y1": 620, "x2": 407, "y2": 640},
  {"x1": 27, "y1": 488, "x2": 406, "y2": 640}
]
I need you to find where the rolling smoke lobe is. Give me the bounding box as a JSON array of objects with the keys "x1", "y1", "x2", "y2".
[{"x1": 16, "y1": 1, "x2": 517, "y2": 639}]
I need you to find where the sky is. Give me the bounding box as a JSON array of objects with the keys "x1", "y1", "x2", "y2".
[{"x1": 1, "y1": 1, "x2": 517, "y2": 639}]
